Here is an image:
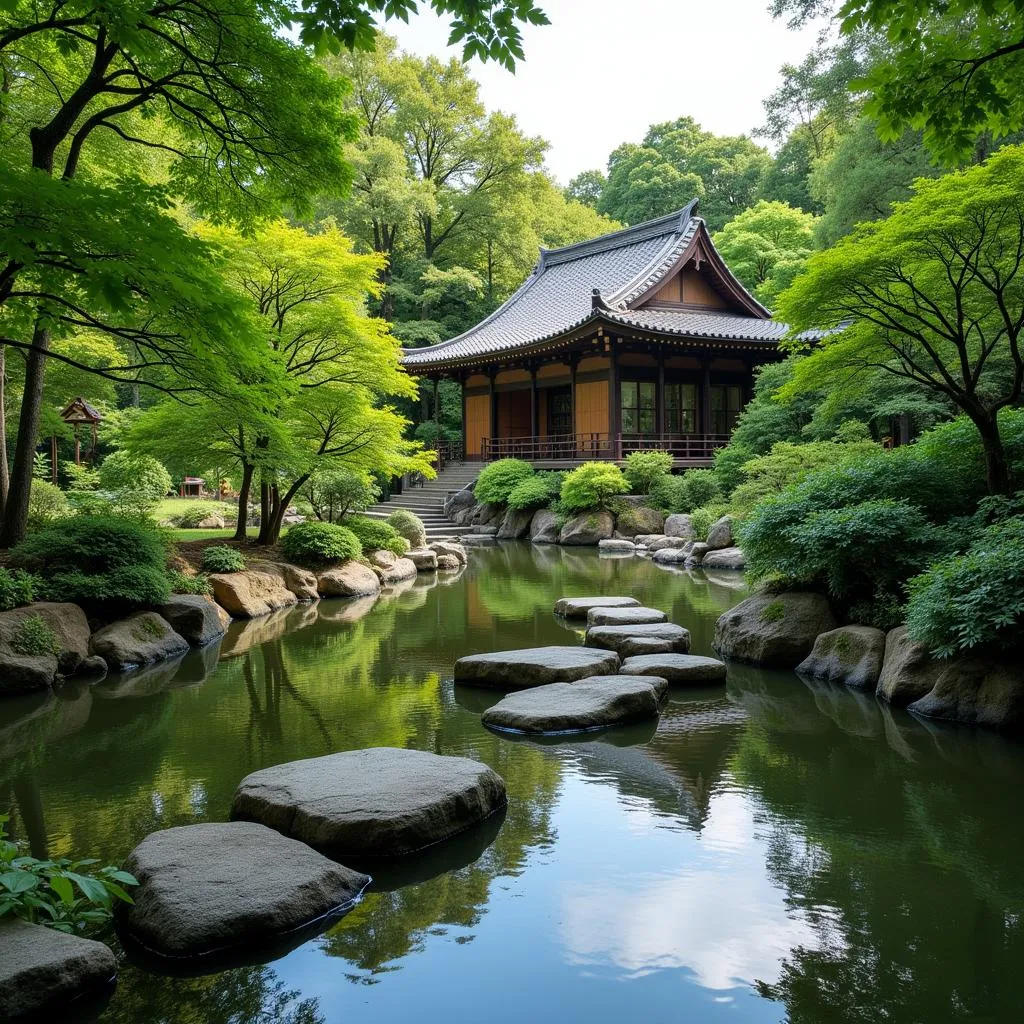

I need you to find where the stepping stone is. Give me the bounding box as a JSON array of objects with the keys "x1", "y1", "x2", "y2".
[
  {"x1": 621, "y1": 653, "x2": 727, "y2": 685},
  {"x1": 587, "y1": 605, "x2": 667, "y2": 627},
  {"x1": 585, "y1": 623, "x2": 691, "y2": 658},
  {"x1": 118, "y1": 821, "x2": 368, "y2": 959},
  {"x1": 232, "y1": 747, "x2": 506, "y2": 858},
  {"x1": 0, "y1": 918, "x2": 116, "y2": 1020},
  {"x1": 482, "y1": 675, "x2": 668, "y2": 735},
  {"x1": 453, "y1": 645, "x2": 620, "y2": 689},
  {"x1": 553, "y1": 596, "x2": 640, "y2": 618}
]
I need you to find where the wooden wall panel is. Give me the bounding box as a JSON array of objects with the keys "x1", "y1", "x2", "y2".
[
  {"x1": 680, "y1": 270, "x2": 728, "y2": 308},
  {"x1": 496, "y1": 368, "x2": 531, "y2": 386},
  {"x1": 575, "y1": 380, "x2": 609, "y2": 437},
  {"x1": 497, "y1": 391, "x2": 531, "y2": 438},
  {"x1": 538, "y1": 390, "x2": 548, "y2": 437},
  {"x1": 578, "y1": 355, "x2": 610, "y2": 373},
  {"x1": 465, "y1": 394, "x2": 490, "y2": 459},
  {"x1": 466, "y1": 374, "x2": 490, "y2": 388},
  {"x1": 647, "y1": 275, "x2": 681, "y2": 303},
  {"x1": 538, "y1": 362, "x2": 570, "y2": 380}
]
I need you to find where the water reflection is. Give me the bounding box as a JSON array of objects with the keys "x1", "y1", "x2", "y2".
[{"x1": 0, "y1": 543, "x2": 1022, "y2": 1023}]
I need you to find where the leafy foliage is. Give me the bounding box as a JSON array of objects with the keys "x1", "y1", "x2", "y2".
[
  {"x1": 906, "y1": 514, "x2": 1024, "y2": 657},
  {"x1": 0, "y1": 568, "x2": 38, "y2": 612},
  {"x1": 167, "y1": 571, "x2": 212, "y2": 596},
  {"x1": 171, "y1": 504, "x2": 222, "y2": 529},
  {"x1": 9, "y1": 615, "x2": 60, "y2": 658},
  {"x1": 304, "y1": 468, "x2": 380, "y2": 523},
  {"x1": 26, "y1": 481, "x2": 69, "y2": 532},
  {"x1": 0, "y1": 816, "x2": 137, "y2": 935},
  {"x1": 280, "y1": 521, "x2": 361, "y2": 566},
  {"x1": 474, "y1": 459, "x2": 535, "y2": 505},
  {"x1": 559, "y1": 462, "x2": 629, "y2": 514},
  {"x1": 345, "y1": 516, "x2": 407, "y2": 556},
  {"x1": 201, "y1": 546, "x2": 246, "y2": 574},
  {"x1": 98, "y1": 452, "x2": 172, "y2": 500},
  {"x1": 623, "y1": 451, "x2": 673, "y2": 494},
  {"x1": 690, "y1": 503, "x2": 731, "y2": 542},
  {"x1": 385, "y1": 509, "x2": 426, "y2": 548},
  {"x1": 11, "y1": 516, "x2": 171, "y2": 608},
  {"x1": 507, "y1": 472, "x2": 563, "y2": 511}
]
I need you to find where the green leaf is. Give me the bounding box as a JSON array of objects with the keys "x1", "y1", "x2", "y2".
[
  {"x1": 50, "y1": 876, "x2": 74, "y2": 906},
  {"x1": 0, "y1": 871, "x2": 39, "y2": 894}
]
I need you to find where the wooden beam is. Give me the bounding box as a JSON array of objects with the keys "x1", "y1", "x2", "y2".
[
  {"x1": 608, "y1": 337, "x2": 620, "y2": 458},
  {"x1": 530, "y1": 364, "x2": 538, "y2": 437},
  {"x1": 657, "y1": 350, "x2": 666, "y2": 436}
]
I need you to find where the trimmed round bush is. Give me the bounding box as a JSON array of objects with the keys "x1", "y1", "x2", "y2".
[
  {"x1": 98, "y1": 451, "x2": 172, "y2": 499},
  {"x1": 559, "y1": 462, "x2": 629, "y2": 514},
  {"x1": 345, "y1": 515, "x2": 407, "y2": 556},
  {"x1": 27, "y1": 480, "x2": 69, "y2": 531},
  {"x1": 280, "y1": 521, "x2": 361, "y2": 566},
  {"x1": 386, "y1": 508, "x2": 426, "y2": 549},
  {"x1": 474, "y1": 459, "x2": 534, "y2": 504},
  {"x1": 173, "y1": 503, "x2": 221, "y2": 528},
  {"x1": 201, "y1": 545, "x2": 246, "y2": 574},
  {"x1": 507, "y1": 471, "x2": 564, "y2": 511},
  {"x1": 10, "y1": 515, "x2": 171, "y2": 608},
  {"x1": 0, "y1": 567, "x2": 39, "y2": 612},
  {"x1": 623, "y1": 450, "x2": 673, "y2": 494},
  {"x1": 906, "y1": 515, "x2": 1024, "y2": 657}
]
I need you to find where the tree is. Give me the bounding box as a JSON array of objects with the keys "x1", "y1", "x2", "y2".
[
  {"x1": 757, "y1": 127, "x2": 822, "y2": 214},
  {"x1": 564, "y1": 169, "x2": 606, "y2": 208},
  {"x1": 598, "y1": 118, "x2": 771, "y2": 230},
  {"x1": 809, "y1": 117, "x2": 938, "y2": 246},
  {"x1": 714, "y1": 200, "x2": 817, "y2": 307},
  {"x1": 777, "y1": 146, "x2": 1024, "y2": 495}
]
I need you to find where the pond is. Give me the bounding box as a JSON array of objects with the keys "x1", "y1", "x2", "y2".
[{"x1": 1, "y1": 543, "x2": 1023, "y2": 1024}]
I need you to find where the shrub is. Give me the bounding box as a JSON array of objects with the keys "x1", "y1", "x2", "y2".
[
  {"x1": 201, "y1": 545, "x2": 245, "y2": 574},
  {"x1": 690, "y1": 503, "x2": 730, "y2": 541},
  {"x1": 98, "y1": 451, "x2": 172, "y2": 499},
  {"x1": 386, "y1": 508, "x2": 426, "y2": 548},
  {"x1": 345, "y1": 515, "x2": 407, "y2": 556},
  {"x1": 741, "y1": 497, "x2": 950, "y2": 619},
  {"x1": 167, "y1": 570, "x2": 211, "y2": 595},
  {"x1": 11, "y1": 516, "x2": 171, "y2": 608},
  {"x1": 0, "y1": 568, "x2": 38, "y2": 612},
  {"x1": 280, "y1": 521, "x2": 361, "y2": 566},
  {"x1": 27, "y1": 480, "x2": 69, "y2": 531},
  {"x1": 623, "y1": 450, "x2": 673, "y2": 494},
  {"x1": 173, "y1": 503, "x2": 221, "y2": 528},
  {"x1": 906, "y1": 515, "x2": 1024, "y2": 657},
  {"x1": 0, "y1": 815, "x2": 138, "y2": 934},
  {"x1": 9, "y1": 615, "x2": 61, "y2": 657},
  {"x1": 648, "y1": 473, "x2": 684, "y2": 513},
  {"x1": 677, "y1": 469, "x2": 721, "y2": 512},
  {"x1": 474, "y1": 459, "x2": 534, "y2": 504},
  {"x1": 507, "y1": 471, "x2": 564, "y2": 511},
  {"x1": 729, "y1": 440, "x2": 879, "y2": 514},
  {"x1": 558, "y1": 462, "x2": 629, "y2": 514}
]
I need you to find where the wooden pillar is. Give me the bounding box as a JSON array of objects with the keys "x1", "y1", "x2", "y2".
[
  {"x1": 569, "y1": 356, "x2": 578, "y2": 458},
  {"x1": 529, "y1": 365, "x2": 538, "y2": 438},
  {"x1": 488, "y1": 368, "x2": 498, "y2": 455},
  {"x1": 656, "y1": 350, "x2": 666, "y2": 438},
  {"x1": 700, "y1": 358, "x2": 712, "y2": 436},
  {"x1": 460, "y1": 374, "x2": 467, "y2": 461},
  {"x1": 432, "y1": 377, "x2": 440, "y2": 427},
  {"x1": 608, "y1": 337, "x2": 619, "y2": 459},
  {"x1": 420, "y1": 379, "x2": 430, "y2": 420}
]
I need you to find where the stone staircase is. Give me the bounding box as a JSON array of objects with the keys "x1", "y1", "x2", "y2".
[{"x1": 363, "y1": 462, "x2": 478, "y2": 540}]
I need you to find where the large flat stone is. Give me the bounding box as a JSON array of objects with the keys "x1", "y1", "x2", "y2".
[
  {"x1": 585, "y1": 622, "x2": 691, "y2": 658},
  {"x1": 232, "y1": 747, "x2": 506, "y2": 858},
  {"x1": 553, "y1": 596, "x2": 640, "y2": 618},
  {"x1": 119, "y1": 821, "x2": 368, "y2": 959},
  {"x1": 621, "y1": 653, "x2": 727, "y2": 684},
  {"x1": 481, "y1": 675, "x2": 667, "y2": 734},
  {"x1": 586, "y1": 606, "x2": 667, "y2": 626},
  {"x1": 454, "y1": 645, "x2": 620, "y2": 688},
  {"x1": 89, "y1": 612, "x2": 189, "y2": 671},
  {"x1": 0, "y1": 918, "x2": 116, "y2": 1020},
  {"x1": 210, "y1": 570, "x2": 298, "y2": 619},
  {"x1": 317, "y1": 562, "x2": 381, "y2": 598},
  {"x1": 159, "y1": 595, "x2": 230, "y2": 647}
]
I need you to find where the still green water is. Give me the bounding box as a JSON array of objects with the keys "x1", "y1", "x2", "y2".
[{"x1": 1, "y1": 543, "x2": 1023, "y2": 1024}]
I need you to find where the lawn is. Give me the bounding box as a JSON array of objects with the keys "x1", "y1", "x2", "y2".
[
  {"x1": 166, "y1": 526, "x2": 259, "y2": 542},
  {"x1": 156, "y1": 497, "x2": 239, "y2": 521}
]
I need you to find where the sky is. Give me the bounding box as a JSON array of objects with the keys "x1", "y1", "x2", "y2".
[{"x1": 389, "y1": 0, "x2": 824, "y2": 185}]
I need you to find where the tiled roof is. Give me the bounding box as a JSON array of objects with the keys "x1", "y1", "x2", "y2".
[{"x1": 403, "y1": 201, "x2": 790, "y2": 369}]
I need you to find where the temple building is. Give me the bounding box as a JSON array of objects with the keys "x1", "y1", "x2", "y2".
[{"x1": 403, "y1": 200, "x2": 801, "y2": 466}]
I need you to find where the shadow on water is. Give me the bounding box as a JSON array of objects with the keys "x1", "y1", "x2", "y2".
[{"x1": 2, "y1": 542, "x2": 1024, "y2": 1023}]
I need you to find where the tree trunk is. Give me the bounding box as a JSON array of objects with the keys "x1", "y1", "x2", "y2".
[
  {"x1": 257, "y1": 480, "x2": 272, "y2": 545},
  {"x1": 234, "y1": 461, "x2": 253, "y2": 541},
  {"x1": 972, "y1": 410, "x2": 1012, "y2": 494},
  {"x1": 263, "y1": 476, "x2": 309, "y2": 546},
  {"x1": 1, "y1": 322, "x2": 49, "y2": 547},
  {"x1": 0, "y1": 342, "x2": 8, "y2": 521}
]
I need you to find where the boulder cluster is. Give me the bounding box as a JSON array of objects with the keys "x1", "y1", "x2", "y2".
[
  {"x1": 454, "y1": 595, "x2": 727, "y2": 736},
  {"x1": 446, "y1": 493, "x2": 746, "y2": 568},
  {"x1": 0, "y1": 540, "x2": 468, "y2": 698},
  {"x1": 713, "y1": 592, "x2": 1024, "y2": 731}
]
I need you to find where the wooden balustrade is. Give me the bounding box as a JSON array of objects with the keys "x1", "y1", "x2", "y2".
[{"x1": 478, "y1": 433, "x2": 729, "y2": 463}]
